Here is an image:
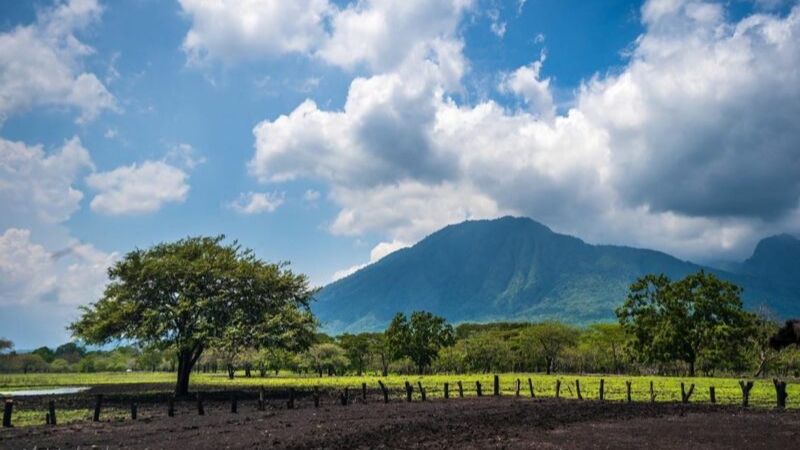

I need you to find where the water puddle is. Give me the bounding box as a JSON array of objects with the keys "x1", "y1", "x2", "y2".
[{"x1": 0, "y1": 386, "x2": 91, "y2": 396}]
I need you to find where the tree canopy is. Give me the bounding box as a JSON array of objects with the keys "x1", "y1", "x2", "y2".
[
  {"x1": 616, "y1": 271, "x2": 755, "y2": 376},
  {"x1": 70, "y1": 235, "x2": 316, "y2": 395},
  {"x1": 386, "y1": 311, "x2": 455, "y2": 374}
]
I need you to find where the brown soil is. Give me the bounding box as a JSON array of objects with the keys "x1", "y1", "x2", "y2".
[{"x1": 2, "y1": 396, "x2": 799, "y2": 449}]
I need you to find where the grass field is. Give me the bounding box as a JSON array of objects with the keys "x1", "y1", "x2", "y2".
[{"x1": 2, "y1": 371, "x2": 798, "y2": 406}]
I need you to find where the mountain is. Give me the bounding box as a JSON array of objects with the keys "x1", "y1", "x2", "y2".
[
  {"x1": 313, "y1": 217, "x2": 800, "y2": 333},
  {"x1": 741, "y1": 234, "x2": 800, "y2": 285}
]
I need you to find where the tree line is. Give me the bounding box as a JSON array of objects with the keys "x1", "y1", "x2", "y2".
[{"x1": 2, "y1": 236, "x2": 797, "y2": 396}]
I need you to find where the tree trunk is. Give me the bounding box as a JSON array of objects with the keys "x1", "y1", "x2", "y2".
[
  {"x1": 175, "y1": 350, "x2": 196, "y2": 397},
  {"x1": 545, "y1": 358, "x2": 553, "y2": 375},
  {"x1": 688, "y1": 360, "x2": 695, "y2": 377},
  {"x1": 227, "y1": 364, "x2": 235, "y2": 379}
]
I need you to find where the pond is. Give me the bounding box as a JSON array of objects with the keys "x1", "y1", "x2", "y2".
[{"x1": 0, "y1": 386, "x2": 91, "y2": 396}]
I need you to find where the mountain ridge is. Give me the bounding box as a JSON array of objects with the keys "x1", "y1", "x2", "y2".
[{"x1": 314, "y1": 216, "x2": 799, "y2": 333}]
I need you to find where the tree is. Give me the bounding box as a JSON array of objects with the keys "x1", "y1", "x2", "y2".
[
  {"x1": 70, "y1": 236, "x2": 316, "y2": 396},
  {"x1": 366, "y1": 333, "x2": 392, "y2": 376},
  {"x1": 519, "y1": 322, "x2": 578, "y2": 374},
  {"x1": 385, "y1": 311, "x2": 455, "y2": 374},
  {"x1": 581, "y1": 323, "x2": 627, "y2": 374},
  {"x1": 0, "y1": 338, "x2": 12, "y2": 354},
  {"x1": 301, "y1": 343, "x2": 349, "y2": 376},
  {"x1": 338, "y1": 333, "x2": 371, "y2": 375},
  {"x1": 32, "y1": 346, "x2": 56, "y2": 363},
  {"x1": 616, "y1": 271, "x2": 754, "y2": 376}
]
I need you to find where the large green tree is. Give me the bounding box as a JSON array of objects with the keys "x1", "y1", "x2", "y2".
[
  {"x1": 386, "y1": 311, "x2": 455, "y2": 374},
  {"x1": 616, "y1": 271, "x2": 754, "y2": 376},
  {"x1": 519, "y1": 322, "x2": 579, "y2": 374},
  {"x1": 70, "y1": 236, "x2": 316, "y2": 396},
  {"x1": 337, "y1": 333, "x2": 372, "y2": 375}
]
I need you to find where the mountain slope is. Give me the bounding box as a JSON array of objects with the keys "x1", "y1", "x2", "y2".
[{"x1": 315, "y1": 217, "x2": 799, "y2": 333}]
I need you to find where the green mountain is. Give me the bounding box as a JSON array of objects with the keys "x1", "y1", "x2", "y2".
[{"x1": 313, "y1": 216, "x2": 799, "y2": 333}]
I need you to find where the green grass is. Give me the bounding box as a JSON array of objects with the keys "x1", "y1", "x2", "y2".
[{"x1": 1, "y1": 371, "x2": 797, "y2": 426}]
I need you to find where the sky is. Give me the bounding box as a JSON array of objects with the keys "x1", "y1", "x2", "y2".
[{"x1": 1, "y1": 0, "x2": 799, "y2": 348}]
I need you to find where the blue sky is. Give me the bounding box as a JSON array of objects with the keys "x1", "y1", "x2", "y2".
[{"x1": 1, "y1": 0, "x2": 799, "y2": 348}]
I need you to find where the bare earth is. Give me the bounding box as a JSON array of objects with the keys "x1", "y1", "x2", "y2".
[{"x1": 2, "y1": 396, "x2": 799, "y2": 449}]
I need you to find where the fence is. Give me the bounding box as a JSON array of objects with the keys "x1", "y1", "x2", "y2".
[{"x1": 1, "y1": 375, "x2": 794, "y2": 428}]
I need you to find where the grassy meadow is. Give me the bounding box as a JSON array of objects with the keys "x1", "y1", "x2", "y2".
[{"x1": 1, "y1": 371, "x2": 797, "y2": 427}]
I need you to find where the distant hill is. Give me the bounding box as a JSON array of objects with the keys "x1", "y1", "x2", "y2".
[{"x1": 313, "y1": 217, "x2": 800, "y2": 333}]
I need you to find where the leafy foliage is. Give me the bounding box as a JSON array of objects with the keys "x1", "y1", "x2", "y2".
[
  {"x1": 386, "y1": 311, "x2": 455, "y2": 374},
  {"x1": 616, "y1": 271, "x2": 756, "y2": 376},
  {"x1": 69, "y1": 235, "x2": 316, "y2": 395}
]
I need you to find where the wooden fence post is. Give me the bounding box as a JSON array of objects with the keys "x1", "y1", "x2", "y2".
[
  {"x1": 709, "y1": 386, "x2": 716, "y2": 404},
  {"x1": 230, "y1": 393, "x2": 238, "y2": 413},
  {"x1": 378, "y1": 380, "x2": 389, "y2": 403},
  {"x1": 444, "y1": 382, "x2": 449, "y2": 399},
  {"x1": 599, "y1": 379, "x2": 605, "y2": 402},
  {"x1": 680, "y1": 383, "x2": 695, "y2": 404},
  {"x1": 625, "y1": 381, "x2": 632, "y2": 403},
  {"x1": 528, "y1": 378, "x2": 535, "y2": 398},
  {"x1": 131, "y1": 402, "x2": 138, "y2": 420},
  {"x1": 417, "y1": 382, "x2": 426, "y2": 401},
  {"x1": 739, "y1": 380, "x2": 754, "y2": 407},
  {"x1": 48, "y1": 400, "x2": 57, "y2": 426},
  {"x1": 575, "y1": 380, "x2": 583, "y2": 400},
  {"x1": 476, "y1": 381, "x2": 483, "y2": 397},
  {"x1": 340, "y1": 388, "x2": 349, "y2": 406},
  {"x1": 494, "y1": 375, "x2": 500, "y2": 396},
  {"x1": 197, "y1": 392, "x2": 205, "y2": 416},
  {"x1": 168, "y1": 396, "x2": 175, "y2": 417},
  {"x1": 313, "y1": 387, "x2": 320, "y2": 408},
  {"x1": 458, "y1": 381, "x2": 464, "y2": 398},
  {"x1": 287, "y1": 388, "x2": 295, "y2": 409},
  {"x1": 649, "y1": 381, "x2": 655, "y2": 403},
  {"x1": 405, "y1": 381, "x2": 413, "y2": 402},
  {"x1": 555, "y1": 380, "x2": 561, "y2": 399},
  {"x1": 362, "y1": 383, "x2": 367, "y2": 402},
  {"x1": 2, "y1": 400, "x2": 12, "y2": 428},
  {"x1": 94, "y1": 394, "x2": 103, "y2": 421},
  {"x1": 515, "y1": 379, "x2": 521, "y2": 397},
  {"x1": 773, "y1": 379, "x2": 788, "y2": 409},
  {"x1": 258, "y1": 387, "x2": 266, "y2": 411}
]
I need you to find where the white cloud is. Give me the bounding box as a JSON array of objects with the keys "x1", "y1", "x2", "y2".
[
  {"x1": 179, "y1": 0, "x2": 473, "y2": 73},
  {"x1": 0, "y1": 228, "x2": 115, "y2": 306},
  {"x1": 165, "y1": 142, "x2": 206, "y2": 169},
  {"x1": 331, "y1": 239, "x2": 410, "y2": 281},
  {"x1": 250, "y1": 1, "x2": 800, "y2": 263},
  {"x1": 229, "y1": 191, "x2": 285, "y2": 214},
  {"x1": 86, "y1": 161, "x2": 190, "y2": 215},
  {"x1": 179, "y1": 0, "x2": 332, "y2": 65},
  {"x1": 0, "y1": 136, "x2": 94, "y2": 227},
  {"x1": 499, "y1": 52, "x2": 555, "y2": 118},
  {"x1": 318, "y1": 0, "x2": 473, "y2": 71},
  {"x1": 0, "y1": 0, "x2": 116, "y2": 123}
]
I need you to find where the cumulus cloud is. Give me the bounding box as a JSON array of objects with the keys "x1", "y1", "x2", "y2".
[
  {"x1": 0, "y1": 228, "x2": 116, "y2": 306},
  {"x1": 499, "y1": 52, "x2": 555, "y2": 119},
  {"x1": 86, "y1": 161, "x2": 190, "y2": 215},
  {"x1": 179, "y1": 0, "x2": 473, "y2": 72},
  {"x1": 249, "y1": 0, "x2": 800, "y2": 267},
  {"x1": 0, "y1": 0, "x2": 116, "y2": 123},
  {"x1": 179, "y1": 0, "x2": 332, "y2": 64},
  {"x1": 331, "y1": 239, "x2": 410, "y2": 281},
  {"x1": 318, "y1": 0, "x2": 473, "y2": 71},
  {"x1": 229, "y1": 191, "x2": 285, "y2": 214},
  {"x1": 0, "y1": 136, "x2": 94, "y2": 227}
]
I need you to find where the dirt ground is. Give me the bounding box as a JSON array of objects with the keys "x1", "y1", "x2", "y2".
[{"x1": 2, "y1": 396, "x2": 799, "y2": 449}]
